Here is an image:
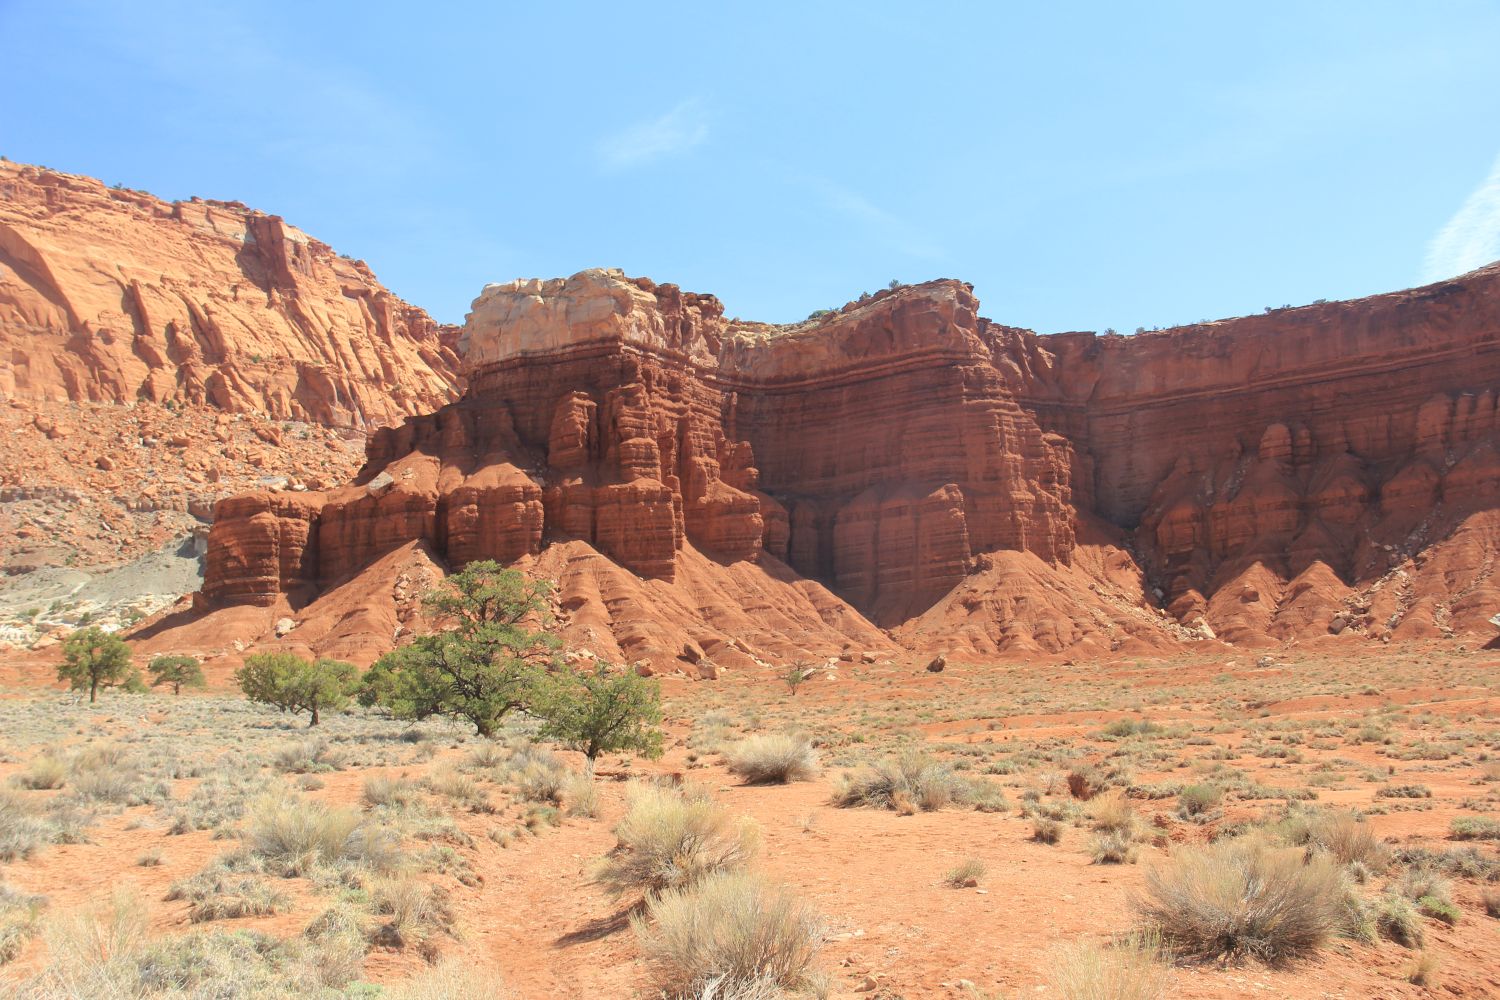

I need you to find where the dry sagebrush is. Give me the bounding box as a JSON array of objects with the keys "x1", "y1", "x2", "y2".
[
  {"x1": 632, "y1": 871, "x2": 823, "y2": 997},
  {"x1": 725, "y1": 734, "x2": 819, "y2": 785},
  {"x1": 597, "y1": 784, "x2": 759, "y2": 898},
  {"x1": 1135, "y1": 837, "x2": 1346, "y2": 963}
]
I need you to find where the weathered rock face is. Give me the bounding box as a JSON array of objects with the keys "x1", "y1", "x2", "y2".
[
  {"x1": 193, "y1": 261, "x2": 1500, "y2": 665},
  {"x1": 1041, "y1": 267, "x2": 1500, "y2": 643},
  {"x1": 0, "y1": 161, "x2": 461, "y2": 427}
]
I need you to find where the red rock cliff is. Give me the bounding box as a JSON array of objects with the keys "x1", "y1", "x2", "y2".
[
  {"x1": 191, "y1": 263, "x2": 1500, "y2": 666},
  {"x1": 0, "y1": 161, "x2": 461, "y2": 427}
]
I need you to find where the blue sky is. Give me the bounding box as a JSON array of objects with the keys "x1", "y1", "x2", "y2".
[{"x1": 3, "y1": 1, "x2": 1499, "y2": 332}]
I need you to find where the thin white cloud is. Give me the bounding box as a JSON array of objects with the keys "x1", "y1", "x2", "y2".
[
  {"x1": 1423, "y1": 151, "x2": 1500, "y2": 283},
  {"x1": 598, "y1": 99, "x2": 709, "y2": 170},
  {"x1": 807, "y1": 177, "x2": 943, "y2": 261}
]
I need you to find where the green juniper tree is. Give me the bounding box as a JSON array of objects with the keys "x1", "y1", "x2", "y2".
[
  {"x1": 534, "y1": 663, "x2": 664, "y2": 770},
  {"x1": 235, "y1": 652, "x2": 360, "y2": 726},
  {"x1": 147, "y1": 654, "x2": 205, "y2": 695},
  {"x1": 365, "y1": 561, "x2": 558, "y2": 737},
  {"x1": 58, "y1": 626, "x2": 137, "y2": 703}
]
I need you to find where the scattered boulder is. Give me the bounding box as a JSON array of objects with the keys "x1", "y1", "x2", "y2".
[
  {"x1": 274, "y1": 617, "x2": 297, "y2": 637},
  {"x1": 926, "y1": 654, "x2": 946, "y2": 673}
]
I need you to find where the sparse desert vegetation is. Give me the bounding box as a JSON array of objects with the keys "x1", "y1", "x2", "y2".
[{"x1": 0, "y1": 643, "x2": 1497, "y2": 996}]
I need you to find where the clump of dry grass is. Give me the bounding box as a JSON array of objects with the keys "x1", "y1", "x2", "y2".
[
  {"x1": 1135, "y1": 837, "x2": 1345, "y2": 963},
  {"x1": 245, "y1": 793, "x2": 401, "y2": 877},
  {"x1": 1047, "y1": 931, "x2": 1170, "y2": 1000},
  {"x1": 166, "y1": 865, "x2": 289, "y2": 923},
  {"x1": 596, "y1": 784, "x2": 758, "y2": 898},
  {"x1": 563, "y1": 774, "x2": 599, "y2": 818},
  {"x1": 632, "y1": 870, "x2": 823, "y2": 997},
  {"x1": 1303, "y1": 811, "x2": 1389, "y2": 870},
  {"x1": 1405, "y1": 951, "x2": 1440, "y2": 987},
  {"x1": 370, "y1": 876, "x2": 455, "y2": 955},
  {"x1": 0, "y1": 882, "x2": 44, "y2": 965},
  {"x1": 944, "y1": 857, "x2": 986, "y2": 888},
  {"x1": 1376, "y1": 892, "x2": 1425, "y2": 947},
  {"x1": 725, "y1": 734, "x2": 819, "y2": 785},
  {"x1": 382, "y1": 958, "x2": 511, "y2": 1000},
  {"x1": 11, "y1": 754, "x2": 67, "y2": 791},
  {"x1": 1031, "y1": 818, "x2": 1063, "y2": 845},
  {"x1": 363, "y1": 775, "x2": 423, "y2": 809},
  {"x1": 0, "y1": 790, "x2": 56, "y2": 861},
  {"x1": 832, "y1": 751, "x2": 973, "y2": 812}
]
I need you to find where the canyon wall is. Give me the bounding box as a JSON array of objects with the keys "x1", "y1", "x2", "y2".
[
  {"x1": 0, "y1": 161, "x2": 460, "y2": 427},
  {"x1": 0, "y1": 162, "x2": 465, "y2": 644},
  {"x1": 190, "y1": 263, "x2": 1500, "y2": 669}
]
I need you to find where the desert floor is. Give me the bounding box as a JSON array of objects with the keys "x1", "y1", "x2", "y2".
[{"x1": 1, "y1": 642, "x2": 1498, "y2": 998}]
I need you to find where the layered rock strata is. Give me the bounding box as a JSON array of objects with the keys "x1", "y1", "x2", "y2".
[
  {"x1": 0, "y1": 161, "x2": 460, "y2": 426},
  {"x1": 194, "y1": 262, "x2": 1500, "y2": 664}
]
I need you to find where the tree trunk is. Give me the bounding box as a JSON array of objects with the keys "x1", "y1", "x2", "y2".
[
  {"x1": 310, "y1": 704, "x2": 320, "y2": 727},
  {"x1": 89, "y1": 676, "x2": 98, "y2": 703}
]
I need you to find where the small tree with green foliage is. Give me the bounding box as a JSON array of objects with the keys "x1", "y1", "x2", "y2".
[
  {"x1": 59, "y1": 626, "x2": 137, "y2": 703},
  {"x1": 234, "y1": 652, "x2": 360, "y2": 726},
  {"x1": 534, "y1": 663, "x2": 664, "y2": 770},
  {"x1": 365, "y1": 560, "x2": 557, "y2": 737},
  {"x1": 147, "y1": 654, "x2": 205, "y2": 695}
]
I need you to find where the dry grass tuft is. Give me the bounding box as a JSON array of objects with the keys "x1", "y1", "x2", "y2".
[
  {"x1": 944, "y1": 857, "x2": 987, "y2": 888},
  {"x1": 596, "y1": 784, "x2": 758, "y2": 898},
  {"x1": 1047, "y1": 931, "x2": 1170, "y2": 1000},
  {"x1": 632, "y1": 870, "x2": 823, "y2": 997},
  {"x1": 832, "y1": 751, "x2": 972, "y2": 812},
  {"x1": 1135, "y1": 837, "x2": 1344, "y2": 963},
  {"x1": 725, "y1": 734, "x2": 819, "y2": 785}
]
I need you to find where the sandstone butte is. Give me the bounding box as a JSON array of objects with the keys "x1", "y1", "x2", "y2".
[
  {"x1": 0, "y1": 161, "x2": 462, "y2": 600},
  {"x1": 141, "y1": 262, "x2": 1500, "y2": 676}
]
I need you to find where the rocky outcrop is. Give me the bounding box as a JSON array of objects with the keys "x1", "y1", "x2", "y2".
[
  {"x1": 0, "y1": 161, "x2": 461, "y2": 427},
  {"x1": 1041, "y1": 267, "x2": 1500, "y2": 643},
  {"x1": 189, "y1": 261, "x2": 1500, "y2": 666}
]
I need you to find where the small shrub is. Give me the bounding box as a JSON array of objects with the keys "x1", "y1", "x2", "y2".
[
  {"x1": 1480, "y1": 887, "x2": 1500, "y2": 918},
  {"x1": 1102, "y1": 718, "x2": 1161, "y2": 739},
  {"x1": 1047, "y1": 931, "x2": 1169, "y2": 1000},
  {"x1": 632, "y1": 871, "x2": 822, "y2": 996},
  {"x1": 12, "y1": 754, "x2": 67, "y2": 790},
  {"x1": 167, "y1": 866, "x2": 289, "y2": 923},
  {"x1": 1176, "y1": 784, "x2": 1222, "y2": 819},
  {"x1": 1417, "y1": 895, "x2": 1460, "y2": 926},
  {"x1": 1376, "y1": 784, "x2": 1432, "y2": 799},
  {"x1": 1376, "y1": 893, "x2": 1424, "y2": 948},
  {"x1": 363, "y1": 775, "x2": 422, "y2": 809},
  {"x1": 1090, "y1": 792, "x2": 1137, "y2": 836},
  {"x1": 370, "y1": 877, "x2": 454, "y2": 950},
  {"x1": 0, "y1": 883, "x2": 44, "y2": 965},
  {"x1": 1450, "y1": 815, "x2": 1500, "y2": 841},
  {"x1": 272, "y1": 738, "x2": 346, "y2": 774},
  {"x1": 0, "y1": 791, "x2": 56, "y2": 861},
  {"x1": 596, "y1": 784, "x2": 758, "y2": 898},
  {"x1": 1405, "y1": 951, "x2": 1440, "y2": 988},
  {"x1": 563, "y1": 774, "x2": 599, "y2": 818},
  {"x1": 1091, "y1": 830, "x2": 1139, "y2": 864},
  {"x1": 832, "y1": 751, "x2": 972, "y2": 812},
  {"x1": 1031, "y1": 818, "x2": 1063, "y2": 845},
  {"x1": 944, "y1": 857, "x2": 986, "y2": 888},
  {"x1": 384, "y1": 959, "x2": 508, "y2": 1000},
  {"x1": 726, "y1": 734, "x2": 819, "y2": 785},
  {"x1": 1304, "y1": 811, "x2": 1388, "y2": 870},
  {"x1": 245, "y1": 793, "x2": 398, "y2": 877},
  {"x1": 1135, "y1": 837, "x2": 1344, "y2": 963}
]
